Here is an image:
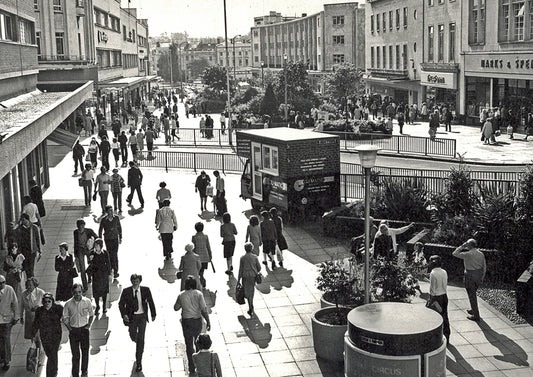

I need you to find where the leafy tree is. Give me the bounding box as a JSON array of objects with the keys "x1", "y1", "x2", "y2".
[
  {"x1": 157, "y1": 51, "x2": 178, "y2": 84},
  {"x1": 188, "y1": 58, "x2": 210, "y2": 80},
  {"x1": 273, "y1": 60, "x2": 318, "y2": 114},
  {"x1": 324, "y1": 63, "x2": 365, "y2": 105},
  {"x1": 432, "y1": 166, "x2": 478, "y2": 222},
  {"x1": 260, "y1": 83, "x2": 278, "y2": 118},
  {"x1": 518, "y1": 165, "x2": 533, "y2": 221},
  {"x1": 202, "y1": 65, "x2": 228, "y2": 93}
]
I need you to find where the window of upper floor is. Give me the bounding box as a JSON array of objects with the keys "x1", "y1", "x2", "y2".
[{"x1": 333, "y1": 15, "x2": 345, "y2": 25}]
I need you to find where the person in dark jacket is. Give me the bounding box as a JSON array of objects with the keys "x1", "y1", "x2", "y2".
[
  {"x1": 29, "y1": 179, "x2": 45, "y2": 217},
  {"x1": 98, "y1": 205, "x2": 122, "y2": 278},
  {"x1": 55, "y1": 242, "x2": 74, "y2": 302},
  {"x1": 126, "y1": 161, "x2": 144, "y2": 208},
  {"x1": 98, "y1": 124, "x2": 108, "y2": 140},
  {"x1": 87, "y1": 239, "x2": 111, "y2": 316},
  {"x1": 260, "y1": 211, "x2": 278, "y2": 270},
  {"x1": 72, "y1": 140, "x2": 85, "y2": 175},
  {"x1": 73, "y1": 219, "x2": 97, "y2": 292},
  {"x1": 99, "y1": 136, "x2": 111, "y2": 172},
  {"x1": 111, "y1": 117, "x2": 122, "y2": 138},
  {"x1": 118, "y1": 274, "x2": 156, "y2": 372},
  {"x1": 31, "y1": 293, "x2": 63, "y2": 377},
  {"x1": 118, "y1": 131, "x2": 128, "y2": 167},
  {"x1": 17, "y1": 214, "x2": 41, "y2": 278}
]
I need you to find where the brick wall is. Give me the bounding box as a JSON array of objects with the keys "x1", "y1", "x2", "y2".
[
  {"x1": 0, "y1": 43, "x2": 38, "y2": 75},
  {"x1": 1, "y1": 0, "x2": 34, "y2": 20},
  {"x1": 284, "y1": 138, "x2": 340, "y2": 178}
]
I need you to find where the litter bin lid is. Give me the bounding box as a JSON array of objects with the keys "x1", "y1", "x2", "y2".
[{"x1": 347, "y1": 302, "x2": 443, "y2": 356}]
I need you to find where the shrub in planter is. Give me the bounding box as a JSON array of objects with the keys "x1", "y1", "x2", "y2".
[{"x1": 371, "y1": 257, "x2": 418, "y2": 302}]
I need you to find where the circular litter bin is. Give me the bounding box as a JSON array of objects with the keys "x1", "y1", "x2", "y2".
[{"x1": 344, "y1": 302, "x2": 446, "y2": 377}]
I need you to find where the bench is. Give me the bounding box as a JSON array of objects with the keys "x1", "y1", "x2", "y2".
[{"x1": 405, "y1": 228, "x2": 431, "y2": 256}]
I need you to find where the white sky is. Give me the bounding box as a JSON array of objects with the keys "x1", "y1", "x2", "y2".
[{"x1": 121, "y1": 0, "x2": 365, "y2": 38}]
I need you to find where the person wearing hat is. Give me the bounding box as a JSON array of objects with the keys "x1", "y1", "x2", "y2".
[
  {"x1": 155, "y1": 199, "x2": 177, "y2": 260},
  {"x1": 32, "y1": 293, "x2": 64, "y2": 377},
  {"x1": 0, "y1": 274, "x2": 20, "y2": 370},
  {"x1": 17, "y1": 213, "x2": 41, "y2": 278},
  {"x1": 110, "y1": 168, "x2": 125, "y2": 213},
  {"x1": 427, "y1": 255, "x2": 450, "y2": 344},
  {"x1": 55, "y1": 243, "x2": 75, "y2": 302}
]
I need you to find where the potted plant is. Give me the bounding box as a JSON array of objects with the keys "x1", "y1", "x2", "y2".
[{"x1": 312, "y1": 258, "x2": 364, "y2": 363}]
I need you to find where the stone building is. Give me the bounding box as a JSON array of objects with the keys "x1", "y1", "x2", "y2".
[
  {"x1": 250, "y1": 2, "x2": 365, "y2": 92},
  {"x1": 216, "y1": 39, "x2": 253, "y2": 80},
  {"x1": 0, "y1": 0, "x2": 93, "y2": 247}
]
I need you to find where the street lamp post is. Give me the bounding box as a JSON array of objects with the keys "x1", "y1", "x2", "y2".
[
  {"x1": 223, "y1": 0, "x2": 233, "y2": 145},
  {"x1": 284, "y1": 54, "x2": 288, "y2": 124},
  {"x1": 260, "y1": 61, "x2": 265, "y2": 87},
  {"x1": 355, "y1": 145, "x2": 380, "y2": 304}
]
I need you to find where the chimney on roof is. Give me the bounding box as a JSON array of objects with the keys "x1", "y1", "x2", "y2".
[{"x1": 302, "y1": 13, "x2": 307, "y2": 17}]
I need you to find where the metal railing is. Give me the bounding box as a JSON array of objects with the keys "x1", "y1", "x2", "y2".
[
  {"x1": 153, "y1": 128, "x2": 456, "y2": 158},
  {"x1": 136, "y1": 150, "x2": 520, "y2": 201},
  {"x1": 324, "y1": 131, "x2": 457, "y2": 158}
]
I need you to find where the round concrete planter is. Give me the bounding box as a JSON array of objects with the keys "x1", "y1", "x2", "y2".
[
  {"x1": 312, "y1": 306, "x2": 351, "y2": 363},
  {"x1": 320, "y1": 293, "x2": 362, "y2": 309}
]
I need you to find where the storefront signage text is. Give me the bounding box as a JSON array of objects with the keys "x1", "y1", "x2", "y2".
[
  {"x1": 97, "y1": 31, "x2": 108, "y2": 43},
  {"x1": 479, "y1": 58, "x2": 533, "y2": 70},
  {"x1": 426, "y1": 75, "x2": 445, "y2": 84},
  {"x1": 420, "y1": 70, "x2": 457, "y2": 90}
]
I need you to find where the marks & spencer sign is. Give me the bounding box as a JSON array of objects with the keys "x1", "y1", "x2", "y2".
[
  {"x1": 420, "y1": 70, "x2": 457, "y2": 90},
  {"x1": 466, "y1": 53, "x2": 533, "y2": 75}
]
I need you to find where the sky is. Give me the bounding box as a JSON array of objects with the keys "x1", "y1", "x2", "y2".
[{"x1": 121, "y1": 0, "x2": 364, "y2": 38}]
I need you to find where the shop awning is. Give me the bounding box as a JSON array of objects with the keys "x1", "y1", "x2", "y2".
[
  {"x1": 365, "y1": 76, "x2": 421, "y2": 90},
  {"x1": 47, "y1": 127, "x2": 80, "y2": 148},
  {"x1": 98, "y1": 76, "x2": 147, "y2": 89}
]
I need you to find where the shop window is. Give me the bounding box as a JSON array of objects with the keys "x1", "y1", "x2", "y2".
[
  {"x1": 262, "y1": 145, "x2": 278, "y2": 175},
  {"x1": 428, "y1": 25, "x2": 434, "y2": 61}
]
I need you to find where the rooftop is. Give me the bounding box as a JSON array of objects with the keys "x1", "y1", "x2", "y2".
[
  {"x1": 0, "y1": 90, "x2": 70, "y2": 134},
  {"x1": 237, "y1": 128, "x2": 339, "y2": 142}
]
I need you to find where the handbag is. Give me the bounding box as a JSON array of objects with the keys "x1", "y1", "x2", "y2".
[
  {"x1": 176, "y1": 270, "x2": 183, "y2": 279},
  {"x1": 255, "y1": 273, "x2": 263, "y2": 284},
  {"x1": 68, "y1": 266, "x2": 79, "y2": 279},
  {"x1": 236, "y1": 283, "x2": 245, "y2": 305},
  {"x1": 78, "y1": 178, "x2": 84, "y2": 187},
  {"x1": 85, "y1": 154, "x2": 91, "y2": 162},
  {"x1": 26, "y1": 346, "x2": 39, "y2": 373}
]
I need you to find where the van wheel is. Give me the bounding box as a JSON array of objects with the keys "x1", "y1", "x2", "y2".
[{"x1": 251, "y1": 199, "x2": 262, "y2": 211}]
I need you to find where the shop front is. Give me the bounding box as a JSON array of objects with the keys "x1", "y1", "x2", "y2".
[
  {"x1": 420, "y1": 68, "x2": 458, "y2": 114},
  {"x1": 365, "y1": 76, "x2": 421, "y2": 106},
  {"x1": 464, "y1": 52, "x2": 533, "y2": 126}
]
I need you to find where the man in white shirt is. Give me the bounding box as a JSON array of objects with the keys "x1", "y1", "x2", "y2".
[
  {"x1": 213, "y1": 170, "x2": 227, "y2": 216},
  {"x1": 428, "y1": 255, "x2": 450, "y2": 344},
  {"x1": 373, "y1": 221, "x2": 414, "y2": 258},
  {"x1": 118, "y1": 274, "x2": 156, "y2": 372},
  {"x1": 156, "y1": 200, "x2": 178, "y2": 260},
  {"x1": 22, "y1": 195, "x2": 40, "y2": 226},
  {"x1": 0, "y1": 275, "x2": 19, "y2": 370},
  {"x1": 94, "y1": 167, "x2": 111, "y2": 215},
  {"x1": 63, "y1": 283, "x2": 94, "y2": 377}
]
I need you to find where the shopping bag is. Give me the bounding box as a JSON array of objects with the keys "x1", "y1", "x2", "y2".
[
  {"x1": 236, "y1": 284, "x2": 245, "y2": 305},
  {"x1": 26, "y1": 346, "x2": 39, "y2": 373},
  {"x1": 206, "y1": 185, "x2": 214, "y2": 197}
]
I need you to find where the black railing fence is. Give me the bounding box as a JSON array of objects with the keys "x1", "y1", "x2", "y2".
[
  {"x1": 136, "y1": 150, "x2": 520, "y2": 201},
  {"x1": 156, "y1": 128, "x2": 457, "y2": 158}
]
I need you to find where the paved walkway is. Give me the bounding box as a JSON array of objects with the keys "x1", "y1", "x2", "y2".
[{"x1": 2, "y1": 147, "x2": 532, "y2": 377}]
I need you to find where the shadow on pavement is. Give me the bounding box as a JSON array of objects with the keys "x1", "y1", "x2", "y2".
[
  {"x1": 127, "y1": 206, "x2": 144, "y2": 216},
  {"x1": 316, "y1": 357, "x2": 345, "y2": 377},
  {"x1": 256, "y1": 268, "x2": 294, "y2": 294},
  {"x1": 158, "y1": 258, "x2": 179, "y2": 284},
  {"x1": 108, "y1": 279, "x2": 122, "y2": 308},
  {"x1": 90, "y1": 314, "x2": 111, "y2": 355},
  {"x1": 446, "y1": 343, "x2": 481, "y2": 375},
  {"x1": 198, "y1": 210, "x2": 216, "y2": 222},
  {"x1": 203, "y1": 288, "x2": 217, "y2": 314},
  {"x1": 237, "y1": 314, "x2": 272, "y2": 349},
  {"x1": 226, "y1": 275, "x2": 238, "y2": 302},
  {"x1": 479, "y1": 319, "x2": 529, "y2": 367}
]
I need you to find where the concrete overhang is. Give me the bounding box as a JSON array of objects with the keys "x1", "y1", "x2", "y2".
[{"x1": 0, "y1": 81, "x2": 93, "y2": 179}]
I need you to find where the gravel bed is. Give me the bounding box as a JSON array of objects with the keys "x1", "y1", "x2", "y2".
[{"x1": 478, "y1": 284, "x2": 531, "y2": 325}]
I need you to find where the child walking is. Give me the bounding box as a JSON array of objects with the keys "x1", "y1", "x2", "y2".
[
  {"x1": 220, "y1": 213, "x2": 237, "y2": 275},
  {"x1": 245, "y1": 215, "x2": 261, "y2": 256},
  {"x1": 192, "y1": 222, "x2": 212, "y2": 288}
]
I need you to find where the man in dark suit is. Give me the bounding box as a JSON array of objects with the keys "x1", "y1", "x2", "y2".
[
  {"x1": 118, "y1": 274, "x2": 156, "y2": 372},
  {"x1": 126, "y1": 161, "x2": 144, "y2": 208}
]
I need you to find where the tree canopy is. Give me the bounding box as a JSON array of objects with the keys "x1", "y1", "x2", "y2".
[
  {"x1": 188, "y1": 58, "x2": 210, "y2": 80},
  {"x1": 324, "y1": 63, "x2": 365, "y2": 105},
  {"x1": 202, "y1": 65, "x2": 228, "y2": 93},
  {"x1": 273, "y1": 60, "x2": 318, "y2": 113}
]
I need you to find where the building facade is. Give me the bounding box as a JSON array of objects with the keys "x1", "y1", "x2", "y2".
[
  {"x1": 34, "y1": 0, "x2": 98, "y2": 90},
  {"x1": 365, "y1": 0, "x2": 423, "y2": 106},
  {"x1": 0, "y1": 0, "x2": 93, "y2": 248},
  {"x1": 462, "y1": 0, "x2": 533, "y2": 125},
  {"x1": 250, "y1": 2, "x2": 365, "y2": 91},
  {"x1": 178, "y1": 42, "x2": 217, "y2": 80}
]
